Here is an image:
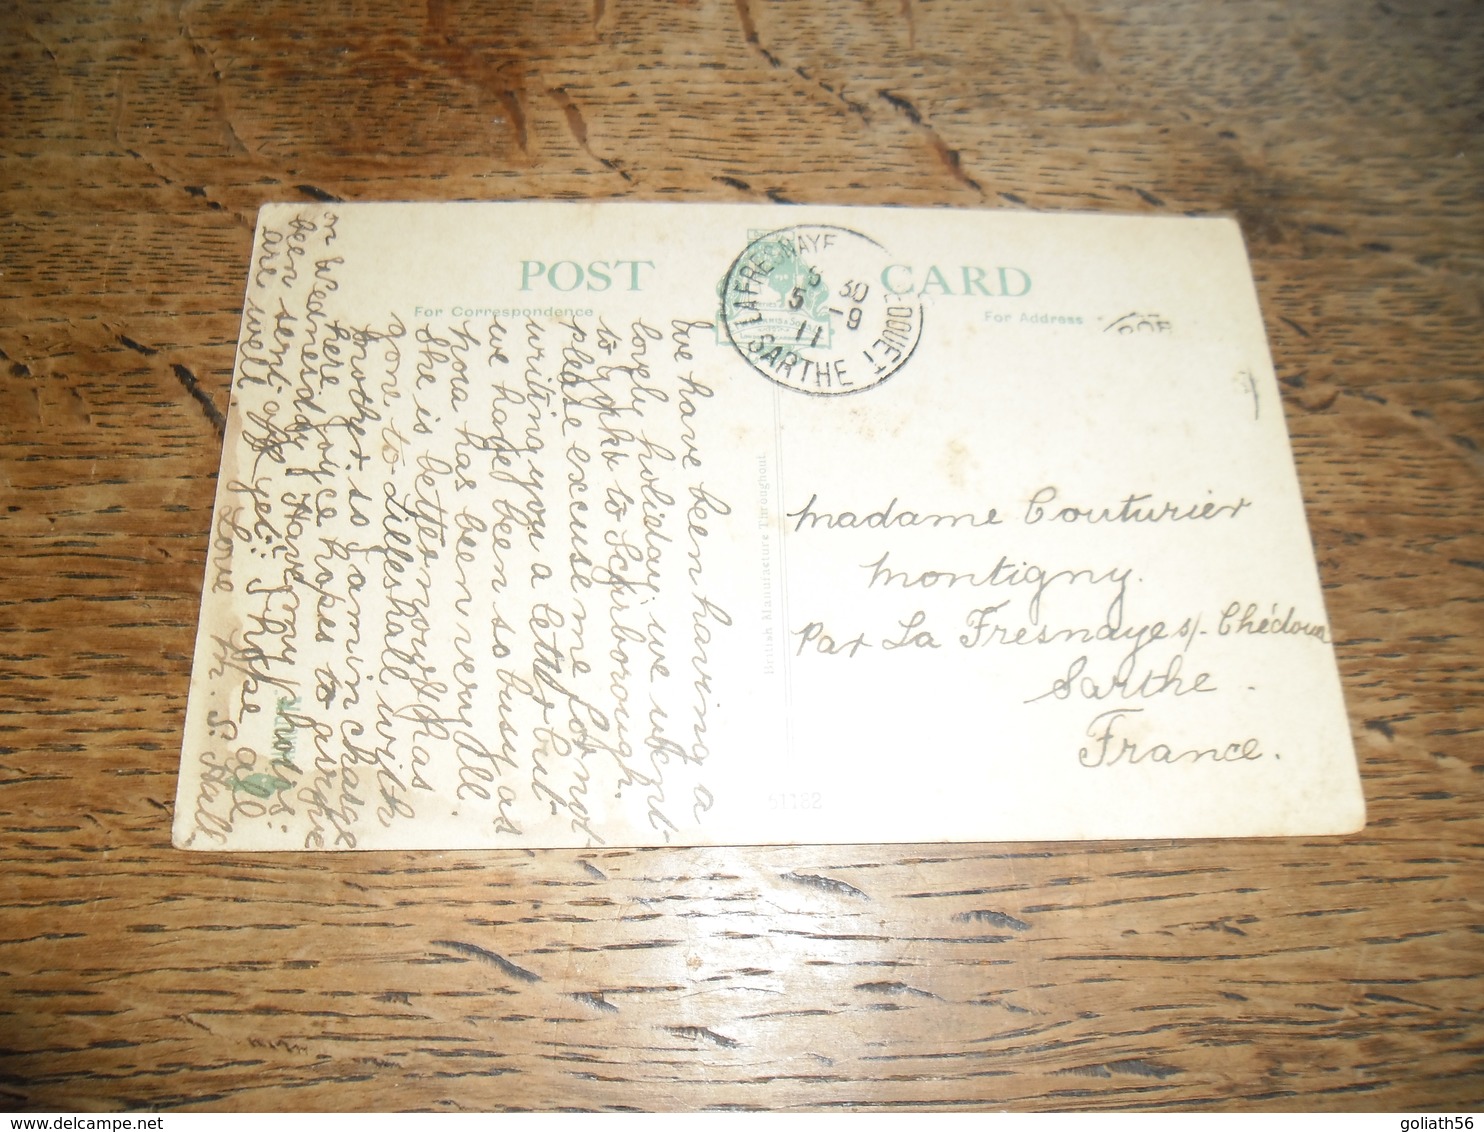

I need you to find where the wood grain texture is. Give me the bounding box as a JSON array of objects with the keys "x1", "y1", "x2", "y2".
[{"x1": 2, "y1": 0, "x2": 1480, "y2": 1112}]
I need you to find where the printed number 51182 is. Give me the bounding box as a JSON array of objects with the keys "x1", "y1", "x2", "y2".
[{"x1": 769, "y1": 792, "x2": 823, "y2": 810}]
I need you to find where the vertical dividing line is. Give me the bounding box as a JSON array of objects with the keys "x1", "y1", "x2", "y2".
[{"x1": 771, "y1": 381, "x2": 795, "y2": 758}]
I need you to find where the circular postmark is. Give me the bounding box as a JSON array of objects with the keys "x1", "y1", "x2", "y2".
[{"x1": 721, "y1": 225, "x2": 924, "y2": 395}]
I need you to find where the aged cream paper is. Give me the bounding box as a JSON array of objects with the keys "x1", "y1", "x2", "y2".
[{"x1": 174, "y1": 202, "x2": 1365, "y2": 850}]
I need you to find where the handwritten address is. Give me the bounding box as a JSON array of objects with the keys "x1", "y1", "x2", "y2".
[{"x1": 784, "y1": 488, "x2": 1332, "y2": 770}]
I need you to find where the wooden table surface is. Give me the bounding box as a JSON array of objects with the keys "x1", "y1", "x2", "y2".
[{"x1": 3, "y1": 0, "x2": 1481, "y2": 1113}]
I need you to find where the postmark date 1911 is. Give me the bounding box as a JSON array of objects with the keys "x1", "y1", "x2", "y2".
[{"x1": 722, "y1": 225, "x2": 924, "y2": 396}]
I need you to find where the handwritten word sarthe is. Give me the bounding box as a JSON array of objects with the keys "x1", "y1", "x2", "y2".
[{"x1": 1025, "y1": 647, "x2": 1216, "y2": 705}]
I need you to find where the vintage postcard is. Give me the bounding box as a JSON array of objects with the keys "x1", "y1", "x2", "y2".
[{"x1": 173, "y1": 202, "x2": 1365, "y2": 850}]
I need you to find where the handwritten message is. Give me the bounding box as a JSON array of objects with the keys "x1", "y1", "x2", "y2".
[{"x1": 185, "y1": 212, "x2": 732, "y2": 849}]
